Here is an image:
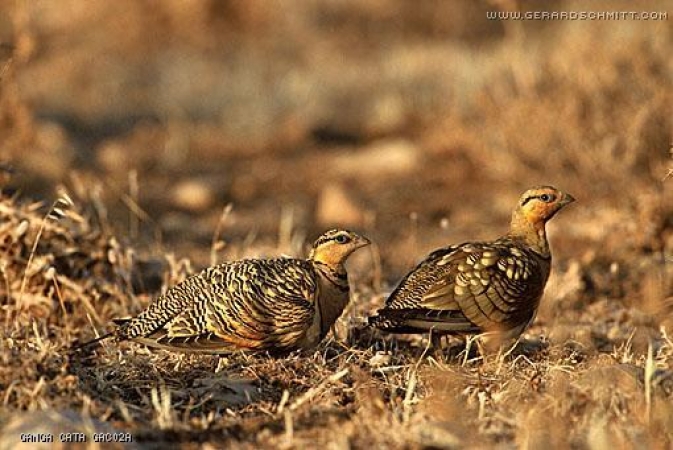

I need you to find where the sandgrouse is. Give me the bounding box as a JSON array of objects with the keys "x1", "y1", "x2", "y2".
[
  {"x1": 76, "y1": 229, "x2": 370, "y2": 354},
  {"x1": 369, "y1": 186, "x2": 574, "y2": 347}
]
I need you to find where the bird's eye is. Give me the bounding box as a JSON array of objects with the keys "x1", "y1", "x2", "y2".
[
  {"x1": 335, "y1": 234, "x2": 350, "y2": 244},
  {"x1": 540, "y1": 194, "x2": 554, "y2": 202}
]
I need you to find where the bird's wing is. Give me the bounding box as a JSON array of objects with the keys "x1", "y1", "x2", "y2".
[
  {"x1": 375, "y1": 242, "x2": 545, "y2": 334},
  {"x1": 150, "y1": 259, "x2": 318, "y2": 353},
  {"x1": 383, "y1": 245, "x2": 462, "y2": 309}
]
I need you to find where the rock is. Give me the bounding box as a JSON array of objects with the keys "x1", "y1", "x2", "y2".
[
  {"x1": 188, "y1": 377, "x2": 259, "y2": 407},
  {"x1": 96, "y1": 141, "x2": 128, "y2": 173},
  {"x1": 331, "y1": 139, "x2": 419, "y2": 178},
  {"x1": 368, "y1": 351, "x2": 392, "y2": 368},
  {"x1": 171, "y1": 179, "x2": 215, "y2": 212}
]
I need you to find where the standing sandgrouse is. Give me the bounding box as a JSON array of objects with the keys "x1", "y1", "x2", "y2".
[
  {"x1": 76, "y1": 229, "x2": 370, "y2": 354},
  {"x1": 369, "y1": 186, "x2": 574, "y2": 347}
]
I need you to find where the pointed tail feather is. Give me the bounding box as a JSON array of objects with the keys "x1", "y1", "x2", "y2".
[
  {"x1": 369, "y1": 308, "x2": 479, "y2": 334},
  {"x1": 69, "y1": 330, "x2": 116, "y2": 354}
]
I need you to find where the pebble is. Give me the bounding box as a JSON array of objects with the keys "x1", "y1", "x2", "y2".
[{"x1": 171, "y1": 179, "x2": 215, "y2": 212}]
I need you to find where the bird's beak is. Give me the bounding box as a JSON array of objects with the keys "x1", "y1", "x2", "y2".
[
  {"x1": 356, "y1": 235, "x2": 372, "y2": 248},
  {"x1": 562, "y1": 192, "x2": 576, "y2": 206}
]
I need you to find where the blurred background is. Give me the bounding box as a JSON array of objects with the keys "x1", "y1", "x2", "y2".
[{"x1": 0, "y1": 0, "x2": 671, "y2": 280}]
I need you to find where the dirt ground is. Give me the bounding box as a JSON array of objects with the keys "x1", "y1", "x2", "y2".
[{"x1": 1, "y1": 0, "x2": 673, "y2": 448}]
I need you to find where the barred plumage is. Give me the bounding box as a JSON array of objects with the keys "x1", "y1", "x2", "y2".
[
  {"x1": 75, "y1": 229, "x2": 370, "y2": 354},
  {"x1": 369, "y1": 186, "x2": 575, "y2": 347}
]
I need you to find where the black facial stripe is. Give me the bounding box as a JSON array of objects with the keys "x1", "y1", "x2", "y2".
[
  {"x1": 520, "y1": 195, "x2": 537, "y2": 207},
  {"x1": 314, "y1": 236, "x2": 331, "y2": 247},
  {"x1": 314, "y1": 233, "x2": 349, "y2": 248},
  {"x1": 521, "y1": 193, "x2": 556, "y2": 206}
]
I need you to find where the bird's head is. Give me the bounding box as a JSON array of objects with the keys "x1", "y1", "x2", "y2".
[
  {"x1": 309, "y1": 229, "x2": 371, "y2": 268},
  {"x1": 513, "y1": 185, "x2": 575, "y2": 229}
]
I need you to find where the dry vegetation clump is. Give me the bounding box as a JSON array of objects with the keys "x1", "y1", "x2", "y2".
[
  {"x1": 0, "y1": 188, "x2": 416, "y2": 447},
  {"x1": 1, "y1": 184, "x2": 672, "y2": 448},
  {"x1": 0, "y1": 191, "x2": 127, "y2": 408}
]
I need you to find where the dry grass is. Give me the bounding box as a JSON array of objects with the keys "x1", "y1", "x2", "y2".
[
  {"x1": 1, "y1": 0, "x2": 673, "y2": 448},
  {"x1": 1, "y1": 185, "x2": 672, "y2": 448}
]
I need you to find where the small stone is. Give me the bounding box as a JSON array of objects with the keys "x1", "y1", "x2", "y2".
[
  {"x1": 369, "y1": 351, "x2": 392, "y2": 368},
  {"x1": 171, "y1": 179, "x2": 215, "y2": 212},
  {"x1": 331, "y1": 139, "x2": 419, "y2": 178},
  {"x1": 96, "y1": 142, "x2": 128, "y2": 173}
]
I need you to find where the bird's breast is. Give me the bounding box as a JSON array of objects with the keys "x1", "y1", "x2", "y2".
[{"x1": 315, "y1": 277, "x2": 350, "y2": 340}]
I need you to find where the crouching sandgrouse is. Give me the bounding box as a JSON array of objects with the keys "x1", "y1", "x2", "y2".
[{"x1": 76, "y1": 229, "x2": 370, "y2": 354}]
